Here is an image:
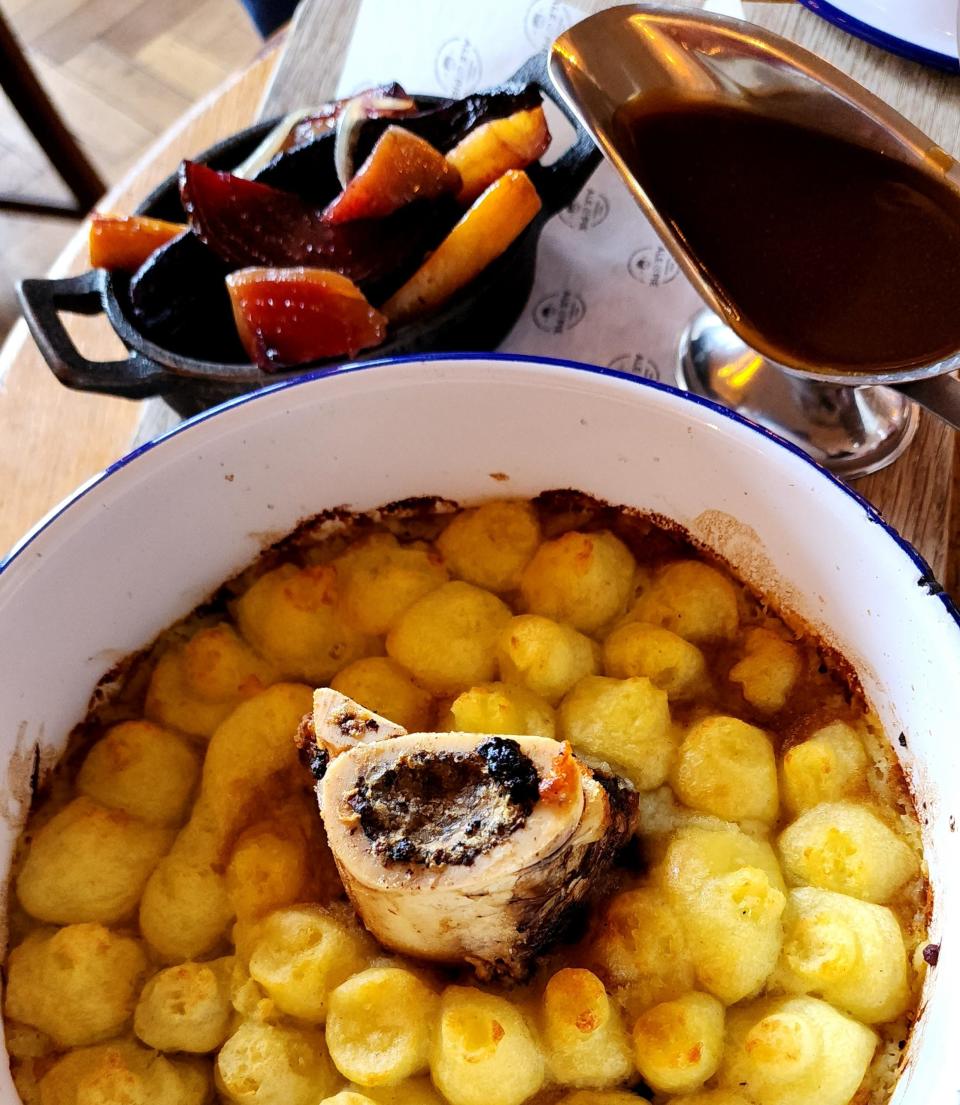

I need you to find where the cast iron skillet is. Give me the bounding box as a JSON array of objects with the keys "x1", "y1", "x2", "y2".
[{"x1": 18, "y1": 51, "x2": 601, "y2": 418}]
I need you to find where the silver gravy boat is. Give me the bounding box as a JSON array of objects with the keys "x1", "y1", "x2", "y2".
[{"x1": 549, "y1": 4, "x2": 960, "y2": 477}]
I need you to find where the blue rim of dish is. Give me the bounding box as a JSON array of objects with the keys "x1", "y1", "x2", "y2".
[
  {"x1": 798, "y1": 0, "x2": 959, "y2": 72},
  {"x1": 2, "y1": 350, "x2": 958, "y2": 632}
]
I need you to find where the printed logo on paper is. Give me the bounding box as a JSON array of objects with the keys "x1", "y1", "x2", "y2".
[
  {"x1": 627, "y1": 245, "x2": 679, "y2": 286},
  {"x1": 559, "y1": 188, "x2": 610, "y2": 231},
  {"x1": 434, "y1": 38, "x2": 483, "y2": 96},
  {"x1": 608, "y1": 353, "x2": 661, "y2": 381},
  {"x1": 532, "y1": 290, "x2": 586, "y2": 333},
  {"x1": 524, "y1": 0, "x2": 572, "y2": 49}
]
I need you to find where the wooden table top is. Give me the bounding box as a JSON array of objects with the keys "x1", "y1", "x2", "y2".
[{"x1": 1, "y1": 0, "x2": 957, "y2": 593}]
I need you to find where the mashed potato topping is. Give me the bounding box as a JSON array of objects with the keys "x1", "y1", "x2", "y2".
[{"x1": 4, "y1": 494, "x2": 928, "y2": 1105}]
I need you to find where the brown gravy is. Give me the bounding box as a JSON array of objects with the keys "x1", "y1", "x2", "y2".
[{"x1": 613, "y1": 97, "x2": 960, "y2": 374}]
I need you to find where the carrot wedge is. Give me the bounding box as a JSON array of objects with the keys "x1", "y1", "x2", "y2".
[
  {"x1": 323, "y1": 126, "x2": 460, "y2": 225},
  {"x1": 382, "y1": 169, "x2": 542, "y2": 325},
  {"x1": 446, "y1": 107, "x2": 550, "y2": 204},
  {"x1": 89, "y1": 214, "x2": 186, "y2": 272}
]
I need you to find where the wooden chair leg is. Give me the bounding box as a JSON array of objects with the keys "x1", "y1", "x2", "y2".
[{"x1": 0, "y1": 6, "x2": 107, "y2": 216}]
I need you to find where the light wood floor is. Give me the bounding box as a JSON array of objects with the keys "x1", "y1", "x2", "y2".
[{"x1": 0, "y1": 0, "x2": 261, "y2": 341}]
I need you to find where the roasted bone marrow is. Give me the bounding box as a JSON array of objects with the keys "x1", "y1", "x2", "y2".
[{"x1": 303, "y1": 691, "x2": 637, "y2": 979}]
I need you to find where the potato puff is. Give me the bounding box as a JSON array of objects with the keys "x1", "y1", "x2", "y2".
[
  {"x1": 247, "y1": 904, "x2": 373, "y2": 1023},
  {"x1": 774, "y1": 886, "x2": 910, "y2": 1023},
  {"x1": 16, "y1": 797, "x2": 173, "y2": 925},
  {"x1": 520, "y1": 530, "x2": 635, "y2": 634},
  {"x1": 140, "y1": 683, "x2": 315, "y2": 960},
  {"x1": 141, "y1": 676, "x2": 311, "y2": 963},
  {"x1": 5, "y1": 924, "x2": 146, "y2": 1048},
  {"x1": 225, "y1": 819, "x2": 310, "y2": 924},
  {"x1": 728, "y1": 627, "x2": 801, "y2": 712},
  {"x1": 235, "y1": 562, "x2": 379, "y2": 684},
  {"x1": 134, "y1": 957, "x2": 234, "y2": 1053},
  {"x1": 431, "y1": 986, "x2": 545, "y2": 1105},
  {"x1": 657, "y1": 825, "x2": 786, "y2": 1005},
  {"x1": 672, "y1": 715, "x2": 778, "y2": 826},
  {"x1": 632, "y1": 991, "x2": 725, "y2": 1094},
  {"x1": 437, "y1": 500, "x2": 541, "y2": 593},
  {"x1": 558, "y1": 675, "x2": 673, "y2": 790},
  {"x1": 628, "y1": 561, "x2": 739, "y2": 643},
  {"x1": 326, "y1": 966, "x2": 439, "y2": 1086},
  {"x1": 602, "y1": 622, "x2": 707, "y2": 701},
  {"x1": 139, "y1": 806, "x2": 235, "y2": 962},
  {"x1": 146, "y1": 622, "x2": 279, "y2": 739},
  {"x1": 717, "y1": 995, "x2": 877, "y2": 1105},
  {"x1": 217, "y1": 1020, "x2": 339, "y2": 1105},
  {"x1": 446, "y1": 682, "x2": 555, "y2": 738},
  {"x1": 540, "y1": 968, "x2": 633, "y2": 1088},
  {"x1": 780, "y1": 721, "x2": 868, "y2": 814},
  {"x1": 386, "y1": 581, "x2": 512, "y2": 695},
  {"x1": 38, "y1": 1040, "x2": 210, "y2": 1105},
  {"x1": 334, "y1": 532, "x2": 448, "y2": 635},
  {"x1": 77, "y1": 719, "x2": 200, "y2": 825},
  {"x1": 778, "y1": 800, "x2": 919, "y2": 903},
  {"x1": 331, "y1": 656, "x2": 434, "y2": 731},
  {"x1": 582, "y1": 887, "x2": 695, "y2": 1018},
  {"x1": 323, "y1": 1095, "x2": 377, "y2": 1105},
  {"x1": 199, "y1": 682, "x2": 314, "y2": 845},
  {"x1": 497, "y1": 614, "x2": 600, "y2": 705}
]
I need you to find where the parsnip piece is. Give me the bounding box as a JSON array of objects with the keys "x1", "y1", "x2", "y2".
[
  {"x1": 447, "y1": 107, "x2": 551, "y2": 203},
  {"x1": 382, "y1": 170, "x2": 541, "y2": 324}
]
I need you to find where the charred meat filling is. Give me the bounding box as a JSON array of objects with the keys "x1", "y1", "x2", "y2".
[
  {"x1": 295, "y1": 715, "x2": 328, "y2": 780},
  {"x1": 347, "y1": 738, "x2": 540, "y2": 867}
]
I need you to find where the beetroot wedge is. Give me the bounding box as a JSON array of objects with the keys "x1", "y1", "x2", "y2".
[
  {"x1": 226, "y1": 266, "x2": 387, "y2": 369},
  {"x1": 179, "y1": 161, "x2": 456, "y2": 292}
]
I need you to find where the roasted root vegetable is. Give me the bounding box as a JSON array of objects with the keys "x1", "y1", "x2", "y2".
[
  {"x1": 226, "y1": 267, "x2": 387, "y2": 369},
  {"x1": 89, "y1": 214, "x2": 185, "y2": 271},
  {"x1": 234, "y1": 84, "x2": 415, "y2": 180},
  {"x1": 446, "y1": 107, "x2": 551, "y2": 204},
  {"x1": 324, "y1": 126, "x2": 460, "y2": 224},
  {"x1": 180, "y1": 161, "x2": 456, "y2": 288},
  {"x1": 382, "y1": 169, "x2": 541, "y2": 324}
]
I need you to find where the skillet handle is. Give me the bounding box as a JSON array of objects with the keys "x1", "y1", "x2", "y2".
[
  {"x1": 507, "y1": 49, "x2": 602, "y2": 216},
  {"x1": 17, "y1": 271, "x2": 182, "y2": 400}
]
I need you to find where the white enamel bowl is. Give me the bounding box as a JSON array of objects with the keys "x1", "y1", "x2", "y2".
[{"x1": 0, "y1": 355, "x2": 957, "y2": 1103}]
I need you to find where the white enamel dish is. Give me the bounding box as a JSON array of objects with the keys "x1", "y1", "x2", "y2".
[
  {"x1": 798, "y1": 0, "x2": 958, "y2": 70},
  {"x1": 0, "y1": 354, "x2": 957, "y2": 1103}
]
